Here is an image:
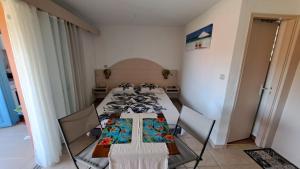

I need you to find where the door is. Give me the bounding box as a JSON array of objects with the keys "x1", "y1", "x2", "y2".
[
  {"x1": 254, "y1": 19, "x2": 297, "y2": 147},
  {"x1": 228, "y1": 19, "x2": 279, "y2": 142},
  {"x1": 0, "y1": 49, "x2": 19, "y2": 127}
]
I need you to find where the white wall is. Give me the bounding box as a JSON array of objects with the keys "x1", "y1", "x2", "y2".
[
  {"x1": 272, "y1": 63, "x2": 300, "y2": 167},
  {"x1": 94, "y1": 25, "x2": 184, "y2": 70},
  {"x1": 81, "y1": 25, "x2": 184, "y2": 103},
  {"x1": 180, "y1": 0, "x2": 244, "y2": 144}
]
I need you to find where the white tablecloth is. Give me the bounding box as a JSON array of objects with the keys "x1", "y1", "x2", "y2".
[{"x1": 108, "y1": 113, "x2": 169, "y2": 169}]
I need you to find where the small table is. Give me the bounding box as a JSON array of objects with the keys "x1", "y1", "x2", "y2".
[
  {"x1": 92, "y1": 113, "x2": 179, "y2": 169},
  {"x1": 164, "y1": 86, "x2": 180, "y2": 99},
  {"x1": 93, "y1": 87, "x2": 108, "y2": 99}
]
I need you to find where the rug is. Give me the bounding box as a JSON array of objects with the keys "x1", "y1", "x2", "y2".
[{"x1": 244, "y1": 148, "x2": 298, "y2": 169}]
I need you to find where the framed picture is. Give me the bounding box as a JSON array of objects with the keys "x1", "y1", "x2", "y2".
[{"x1": 186, "y1": 24, "x2": 213, "y2": 51}]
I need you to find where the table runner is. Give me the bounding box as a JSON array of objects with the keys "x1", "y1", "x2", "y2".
[
  {"x1": 143, "y1": 118, "x2": 175, "y2": 143},
  {"x1": 93, "y1": 113, "x2": 179, "y2": 169},
  {"x1": 109, "y1": 113, "x2": 168, "y2": 169},
  {"x1": 92, "y1": 118, "x2": 132, "y2": 157},
  {"x1": 98, "y1": 118, "x2": 133, "y2": 145}
]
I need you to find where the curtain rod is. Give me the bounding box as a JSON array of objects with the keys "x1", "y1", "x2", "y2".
[{"x1": 22, "y1": 0, "x2": 100, "y2": 35}]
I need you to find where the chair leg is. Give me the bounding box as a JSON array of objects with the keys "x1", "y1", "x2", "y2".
[
  {"x1": 193, "y1": 160, "x2": 200, "y2": 169},
  {"x1": 73, "y1": 160, "x2": 80, "y2": 169}
]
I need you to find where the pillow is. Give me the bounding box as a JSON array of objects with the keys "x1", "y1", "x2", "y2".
[
  {"x1": 113, "y1": 83, "x2": 134, "y2": 93},
  {"x1": 140, "y1": 83, "x2": 159, "y2": 90},
  {"x1": 140, "y1": 83, "x2": 163, "y2": 94},
  {"x1": 119, "y1": 82, "x2": 134, "y2": 89},
  {"x1": 112, "y1": 87, "x2": 134, "y2": 94},
  {"x1": 149, "y1": 88, "x2": 164, "y2": 94}
]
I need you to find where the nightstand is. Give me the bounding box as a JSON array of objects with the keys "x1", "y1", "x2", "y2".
[
  {"x1": 164, "y1": 86, "x2": 180, "y2": 99},
  {"x1": 92, "y1": 87, "x2": 108, "y2": 106}
]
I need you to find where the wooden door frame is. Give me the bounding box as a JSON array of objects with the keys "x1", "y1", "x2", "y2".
[
  {"x1": 227, "y1": 13, "x2": 300, "y2": 147},
  {"x1": 0, "y1": 3, "x2": 31, "y2": 134}
]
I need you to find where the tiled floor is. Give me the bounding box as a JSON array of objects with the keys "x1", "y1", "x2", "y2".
[
  {"x1": 44, "y1": 133, "x2": 262, "y2": 169},
  {"x1": 0, "y1": 120, "x2": 262, "y2": 169},
  {"x1": 0, "y1": 123, "x2": 35, "y2": 169}
]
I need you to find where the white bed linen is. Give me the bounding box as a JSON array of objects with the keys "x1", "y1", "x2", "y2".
[
  {"x1": 96, "y1": 88, "x2": 180, "y2": 126},
  {"x1": 109, "y1": 113, "x2": 168, "y2": 169}
]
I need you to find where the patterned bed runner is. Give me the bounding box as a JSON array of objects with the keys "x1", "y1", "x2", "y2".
[
  {"x1": 143, "y1": 117, "x2": 175, "y2": 143},
  {"x1": 143, "y1": 116, "x2": 179, "y2": 155},
  {"x1": 99, "y1": 118, "x2": 132, "y2": 145},
  {"x1": 93, "y1": 114, "x2": 179, "y2": 158},
  {"x1": 92, "y1": 118, "x2": 132, "y2": 157}
]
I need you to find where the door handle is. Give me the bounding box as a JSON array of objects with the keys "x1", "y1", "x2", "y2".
[{"x1": 259, "y1": 85, "x2": 268, "y2": 96}]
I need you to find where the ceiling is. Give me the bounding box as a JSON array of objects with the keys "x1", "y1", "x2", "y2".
[{"x1": 53, "y1": 0, "x2": 220, "y2": 26}]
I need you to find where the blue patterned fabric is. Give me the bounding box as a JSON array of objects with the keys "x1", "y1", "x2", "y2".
[
  {"x1": 143, "y1": 118, "x2": 175, "y2": 143},
  {"x1": 98, "y1": 118, "x2": 133, "y2": 145}
]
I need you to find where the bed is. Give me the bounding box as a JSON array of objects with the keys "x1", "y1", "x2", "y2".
[
  {"x1": 95, "y1": 58, "x2": 180, "y2": 127},
  {"x1": 96, "y1": 86, "x2": 180, "y2": 126}
]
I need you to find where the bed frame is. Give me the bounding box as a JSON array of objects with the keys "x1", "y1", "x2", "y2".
[{"x1": 95, "y1": 58, "x2": 178, "y2": 89}]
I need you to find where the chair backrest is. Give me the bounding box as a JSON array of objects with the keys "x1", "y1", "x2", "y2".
[
  {"x1": 178, "y1": 106, "x2": 215, "y2": 150},
  {"x1": 58, "y1": 105, "x2": 100, "y2": 156}
]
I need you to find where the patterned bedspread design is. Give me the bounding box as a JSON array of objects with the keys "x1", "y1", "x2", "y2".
[{"x1": 104, "y1": 92, "x2": 166, "y2": 114}]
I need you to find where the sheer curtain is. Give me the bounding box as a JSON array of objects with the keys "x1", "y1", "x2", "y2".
[
  {"x1": 2, "y1": 0, "x2": 88, "y2": 166},
  {"x1": 66, "y1": 23, "x2": 87, "y2": 110},
  {"x1": 38, "y1": 12, "x2": 77, "y2": 117}
]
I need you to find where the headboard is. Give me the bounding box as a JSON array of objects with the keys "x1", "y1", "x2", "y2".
[{"x1": 95, "y1": 58, "x2": 178, "y2": 89}]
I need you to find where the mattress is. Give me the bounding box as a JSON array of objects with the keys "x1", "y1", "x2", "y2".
[{"x1": 96, "y1": 87, "x2": 180, "y2": 125}]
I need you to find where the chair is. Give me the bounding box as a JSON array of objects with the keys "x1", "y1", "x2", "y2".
[
  {"x1": 169, "y1": 106, "x2": 215, "y2": 169},
  {"x1": 58, "y1": 104, "x2": 109, "y2": 169}
]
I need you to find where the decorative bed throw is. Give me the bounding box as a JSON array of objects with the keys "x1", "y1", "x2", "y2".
[
  {"x1": 143, "y1": 117, "x2": 175, "y2": 143},
  {"x1": 99, "y1": 118, "x2": 132, "y2": 145},
  {"x1": 143, "y1": 116, "x2": 179, "y2": 155},
  {"x1": 105, "y1": 92, "x2": 166, "y2": 114},
  {"x1": 92, "y1": 118, "x2": 132, "y2": 157}
]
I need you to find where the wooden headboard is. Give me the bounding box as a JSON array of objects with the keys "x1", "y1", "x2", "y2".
[{"x1": 95, "y1": 58, "x2": 178, "y2": 89}]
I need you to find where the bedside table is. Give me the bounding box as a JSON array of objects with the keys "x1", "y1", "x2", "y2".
[
  {"x1": 93, "y1": 87, "x2": 108, "y2": 107},
  {"x1": 93, "y1": 87, "x2": 108, "y2": 99},
  {"x1": 164, "y1": 86, "x2": 180, "y2": 99}
]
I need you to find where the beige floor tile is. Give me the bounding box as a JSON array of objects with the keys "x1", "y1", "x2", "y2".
[
  {"x1": 226, "y1": 144, "x2": 259, "y2": 151},
  {"x1": 184, "y1": 152, "x2": 218, "y2": 167},
  {"x1": 0, "y1": 159, "x2": 32, "y2": 169},
  {"x1": 0, "y1": 123, "x2": 35, "y2": 169},
  {"x1": 187, "y1": 166, "x2": 221, "y2": 169},
  {"x1": 220, "y1": 164, "x2": 262, "y2": 169},
  {"x1": 210, "y1": 148, "x2": 255, "y2": 166},
  {"x1": 176, "y1": 165, "x2": 187, "y2": 169}
]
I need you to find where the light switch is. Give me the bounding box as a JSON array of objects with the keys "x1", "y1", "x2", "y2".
[{"x1": 219, "y1": 74, "x2": 225, "y2": 80}]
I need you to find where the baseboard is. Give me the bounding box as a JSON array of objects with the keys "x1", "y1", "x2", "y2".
[{"x1": 209, "y1": 139, "x2": 227, "y2": 149}]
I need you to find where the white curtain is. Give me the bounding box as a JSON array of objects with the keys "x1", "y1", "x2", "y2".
[
  {"x1": 38, "y1": 12, "x2": 77, "y2": 117},
  {"x1": 66, "y1": 24, "x2": 87, "y2": 110},
  {"x1": 1, "y1": 0, "x2": 87, "y2": 166}
]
